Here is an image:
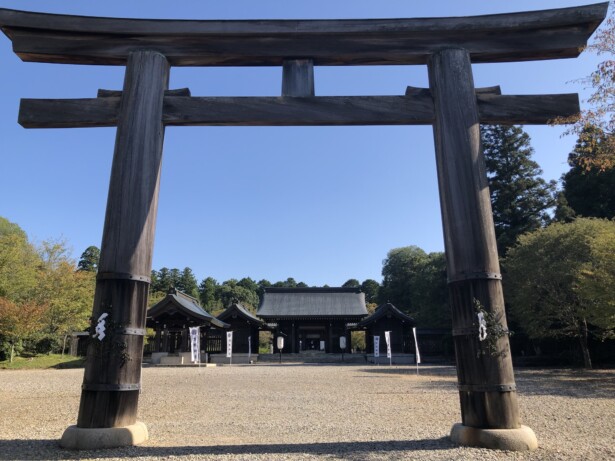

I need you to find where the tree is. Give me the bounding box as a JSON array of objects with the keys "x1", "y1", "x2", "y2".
[
  {"x1": 77, "y1": 246, "x2": 100, "y2": 272},
  {"x1": 379, "y1": 246, "x2": 449, "y2": 328},
  {"x1": 342, "y1": 279, "x2": 360, "y2": 288},
  {"x1": 34, "y1": 240, "x2": 94, "y2": 352},
  {"x1": 257, "y1": 279, "x2": 272, "y2": 298},
  {"x1": 216, "y1": 279, "x2": 259, "y2": 311},
  {"x1": 505, "y1": 218, "x2": 615, "y2": 369},
  {"x1": 0, "y1": 232, "x2": 39, "y2": 302},
  {"x1": 481, "y1": 125, "x2": 557, "y2": 255},
  {"x1": 380, "y1": 246, "x2": 428, "y2": 311},
  {"x1": 560, "y1": 125, "x2": 615, "y2": 219},
  {"x1": 0, "y1": 298, "x2": 47, "y2": 362},
  {"x1": 0, "y1": 216, "x2": 27, "y2": 239},
  {"x1": 237, "y1": 277, "x2": 259, "y2": 293},
  {"x1": 177, "y1": 267, "x2": 199, "y2": 298},
  {"x1": 360, "y1": 279, "x2": 380, "y2": 304},
  {"x1": 273, "y1": 277, "x2": 298, "y2": 288},
  {"x1": 199, "y1": 277, "x2": 219, "y2": 311},
  {"x1": 556, "y1": 16, "x2": 615, "y2": 171}
]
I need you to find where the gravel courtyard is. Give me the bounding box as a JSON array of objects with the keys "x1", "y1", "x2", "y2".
[{"x1": 0, "y1": 364, "x2": 614, "y2": 460}]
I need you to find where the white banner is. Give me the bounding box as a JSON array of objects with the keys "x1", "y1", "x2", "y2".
[
  {"x1": 412, "y1": 327, "x2": 421, "y2": 364},
  {"x1": 189, "y1": 327, "x2": 200, "y2": 363},
  {"x1": 226, "y1": 331, "x2": 233, "y2": 358},
  {"x1": 248, "y1": 335, "x2": 252, "y2": 358},
  {"x1": 373, "y1": 336, "x2": 380, "y2": 358},
  {"x1": 384, "y1": 331, "x2": 392, "y2": 359}
]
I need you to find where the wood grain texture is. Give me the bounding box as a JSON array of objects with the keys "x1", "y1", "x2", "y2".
[
  {"x1": 19, "y1": 93, "x2": 578, "y2": 128},
  {"x1": 77, "y1": 50, "x2": 169, "y2": 429},
  {"x1": 282, "y1": 59, "x2": 315, "y2": 97},
  {"x1": 97, "y1": 88, "x2": 190, "y2": 98},
  {"x1": 0, "y1": 3, "x2": 607, "y2": 66},
  {"x1": 428, "y1": 48, "x2": 518, "y2": 430},
  {"x1": 406, "y1": 86, "x2": 501, "y2": 96}
]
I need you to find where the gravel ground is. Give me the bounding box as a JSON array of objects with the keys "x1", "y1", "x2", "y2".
[{"x1": 0, "y1": 364, "x2": 614, "y2": 460}]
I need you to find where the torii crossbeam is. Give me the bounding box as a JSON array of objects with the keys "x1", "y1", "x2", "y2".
[{"x1": 0, "y1": 2, "x2": 608, "y2": 452}]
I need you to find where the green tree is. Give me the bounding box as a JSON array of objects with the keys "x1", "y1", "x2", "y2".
[
  {"x1": 0, "y1": 216, "x2": 27, "y2": 239},
  {"x1": 0, "y1": 232, "x2": 39, "y2": 302},
  {"x1": 177, "y1": 267, "x2": 199, "y2": 298},
  {"x1": 237, "y1": 277, "x2": 259, "y2": 294},
  {"x1": 505, "y1": 218, "x2": 615, "y2": 369},
  {"x1": 360, "y1": 279, "x2": 380, "y2": 304},
  {"x1": 342, "y1": 279, "x2": 360, "y2": 288},
  {"x1": 561, "y1": 125, "x2": 615, "y2": 219},
  {"x1": 216, "y1": 279, "x2": 259, "y2": 310},
  {"x1": 77, "y1": 246, "x2": 100, "y2": 272},
  {"x1": 273, "y1": 277, "x2": 298, "y2": 288},
  {"x1": 481, "y1": 125, "x2": 557, "y2": 255},
  {"x1": 380, "y1": 246, "x2": 449, "y2": 328},
  {"x1": 34, "y1": 240, "x2": 94, "y2": 352},
  {"x1": 257, "y1": 279, "x2": 272, "y2": 298},
  {"x1": 198, "y1": 277, "x2": 219, "y2": 311},
  {"x1": 380, "y1": 246, "x2": 428, "y2": 311}
]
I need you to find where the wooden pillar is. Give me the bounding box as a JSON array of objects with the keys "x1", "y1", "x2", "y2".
[
  {"x1": 428, "y1": 48, "x2": 519, "y2": 430},
  {"x1": 154, "y1": 328, "x2": 162, "y2": 352},
  {"x1": 282, "y1": 59, "x2": 315, "y2": 97},
  {"x1": 76, "y1": 50, "x2": 169, "y2": 429}
]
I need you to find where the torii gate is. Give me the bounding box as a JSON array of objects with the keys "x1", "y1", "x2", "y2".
[{"x1": 0, "y1": 3, "x2": 607, "y2": 452}]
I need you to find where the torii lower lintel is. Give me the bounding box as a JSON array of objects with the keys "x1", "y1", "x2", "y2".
[{"x1": 18, "y1": 92, "x2": 579, "y2": 128}]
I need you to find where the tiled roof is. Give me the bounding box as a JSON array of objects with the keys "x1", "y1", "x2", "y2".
[
  {"x1": 356, "y1": 302, "x2": 415, "y2": 328},
  {"x1": 257, "y1": 287, "x2": 368, "y2": 318},
  {"x1": 217, "y1": 302, "x2": 265, "y2": 326},
  {"x1": 148, "y1": 289, "x2": 229, "y2": 328}
]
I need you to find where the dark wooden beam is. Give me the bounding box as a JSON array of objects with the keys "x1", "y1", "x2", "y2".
[
  {"x1": 98, "y1": 88, "x2": 190, "y2": 98},
  {"x1": 406, "y1": 86, "x2": 502, "y2": 96},
  {"x1": 282, "y1": 60, "x2": 315, "y2": 97},
  {"x1": 18, "y1": 93, "x2": 579, "y2": 128},
  {"x1": 0, "y1": 3, "x2": 607, "y2": 66}
]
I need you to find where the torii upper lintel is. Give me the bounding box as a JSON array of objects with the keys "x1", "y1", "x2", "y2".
[{"x1": 0, "y1": 3, "x2": 608, "y2": 66}]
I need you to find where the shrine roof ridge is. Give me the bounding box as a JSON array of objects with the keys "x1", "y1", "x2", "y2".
[
  {"x1": 0, "y1": 3, "x2": 607, "y2": 66},
  {"x1": 263, "y1": 287, "x2": 362, "y2": 293}
]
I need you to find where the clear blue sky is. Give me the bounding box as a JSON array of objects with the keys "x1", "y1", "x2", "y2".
[{"x1": 0, "y1": 1, "x2": 608, "y2": 286}]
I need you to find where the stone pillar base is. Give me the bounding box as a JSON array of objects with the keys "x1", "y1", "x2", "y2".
[
  {"x1": 60, "y1": 422, "x2": 148, "y2": 450},
  {"x1": 450, "y1": 423, "x2": 538, "y2": 451}
]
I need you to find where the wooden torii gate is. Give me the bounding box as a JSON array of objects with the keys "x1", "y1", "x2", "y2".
[{"x1": 0, "y1": 3, "x2": 607, "y2": 452}]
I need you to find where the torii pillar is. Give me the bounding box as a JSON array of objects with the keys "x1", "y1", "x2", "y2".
[
  {"x1": 61, "y1": 50, "x2": 169, "y2": 449},
  {"x1": 429, "y1": 48, "x2": 537, "y2": 450}
]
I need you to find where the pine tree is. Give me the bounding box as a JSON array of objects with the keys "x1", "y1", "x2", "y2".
[
  {"x1": 481, "y1": 125, "x2": 557, "y2": 255},
  {"x1": 561, "y1": 125, "x2": 615, "y2": 219}
]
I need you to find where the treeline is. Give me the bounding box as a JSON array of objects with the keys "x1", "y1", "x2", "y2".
[
  {"x1": 0, "y1": 218, "x2": 95, "y2": 362},
  {"x1": 149, "y1": 270, "x2": 381, "y2": 315}
]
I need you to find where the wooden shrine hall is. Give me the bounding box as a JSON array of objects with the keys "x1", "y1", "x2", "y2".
[
  {"x1": 258, "y1": 287, "x2": 368, "y2": 354},
  {"x1": 146, "y1": 288, "x2": 229, "y2": 357},
  {"x1": 357, "y1": 302, "x2": 416, "y2": 355},
  {"x1": 0, "y1": 2, "x2": 607, "y2": 452}
]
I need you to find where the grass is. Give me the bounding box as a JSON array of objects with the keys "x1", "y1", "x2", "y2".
[{"x1": 0, "y1": 353, "x2": 85, "y2": 370}]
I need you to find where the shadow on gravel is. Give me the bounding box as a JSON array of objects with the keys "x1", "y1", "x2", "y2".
[
  {"x1": 515, "y1": 368, "x2": 615, "y2": 399},
  {"x1": 0, "y1": 437, "x2": 454, "y2": 460},
  {"x1": 358, "y1": 366, "x2": 457, "y2": 378}
]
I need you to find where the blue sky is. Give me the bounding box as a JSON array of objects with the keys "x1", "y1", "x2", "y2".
[{"x1": 0, "y1": 1, "x2": 608, "y2": 286}]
